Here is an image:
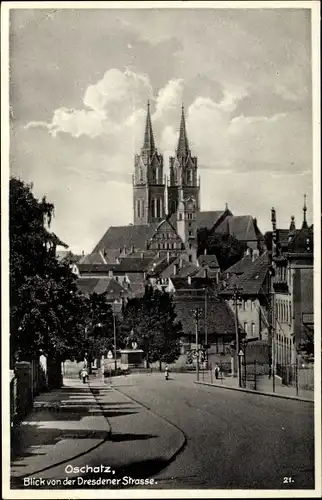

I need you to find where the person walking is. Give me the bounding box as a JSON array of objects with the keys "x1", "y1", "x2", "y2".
[
  {"x1": 214, "y1": 363, "x2": 220, "y2": 380},
  {"x1": 165, "y1": 365, "x2": 169, "y2": 380},
  {"x1": 81, "y1": 367, "x2": 89, "y2": 384}
]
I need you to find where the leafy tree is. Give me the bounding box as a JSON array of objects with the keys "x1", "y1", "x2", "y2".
[
  {"x1": 83, "y1": 293, "x2": 115, "y2": 369},
  {"x1": 10, "y1": 177, "x2": 89, "y2": 366},
  {"x1": 122, "y1": 286, "x2": 182, "y2": 369},
  {"x1": 197, "y1": 228, "x2": 247, "y2": 271}
]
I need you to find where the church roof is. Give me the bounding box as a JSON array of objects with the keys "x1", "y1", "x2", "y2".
[
  {"x1": 196, "y1": 211, "x2": 225, "y2": 229},
  {"x1": 92, "y1": 224, "x2": 158, "y2": 253},
  {"x1": 215, "y1": 215, "x2": 261, "y2": 244}
]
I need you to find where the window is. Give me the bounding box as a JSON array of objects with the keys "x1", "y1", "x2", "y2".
[
  {"x1": 251, "y1": 323, "x2": 255, "y2": 336},
  {"x1": 289, "y1": 303, "x2": 292, "y2": 323},
  {"x1": 242, "y1": 300, "x2": 246, "y2": 311},
  {"x1": 179, "y1": 213, "x2": 183, "y2": 220},
  {"x1": 188, "y1": 231, "x2": 193, "y2": 237},
  {"x1": 156, "y1": 198, "x2": 161, "y2": 218},
  {"x1": 244, "y1": 322, "x2": 248, "y2": 334},
  {"x1": 189, "y1": 222, "x2": 191, "y2": 227},
  {"x1": 115, "y1": 276, "x2": 119, "y2": 282},
  {"x1": 251, "y1": 301, "x2": 255, "y2": 310},
  {"x1": 189, "y1": 255, "x2": 192, "y2": 262},
  {"x1": 187, "y1": 170, "x2": 192, "y2": 185},
  {"x1": 139, "y1": 167, "x2": 143, "y2": 182},
  {"x1": 137, "y1": 199, "x2": 141, "y2": 218},
  {"x1": 189, "y1": 244, "x2": 192, "y2": 250}
]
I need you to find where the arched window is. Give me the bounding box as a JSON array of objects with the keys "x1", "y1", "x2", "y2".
[
  {"x1": 139, "y1": 167, "x2": 143, "y2": 183},
  {"x1": 137, "y1": 199, "x2": 141, "y2": 218},
  {"x1": 187, "y1": 170, "x2": 192, "y2": 185}
]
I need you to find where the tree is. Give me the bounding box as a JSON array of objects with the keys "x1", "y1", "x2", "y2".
[
  {"x1": 122, "y1": 286, "x2": 183, "y2": 369},
  {"x1": 9, "y1": 177, "x2": 89, "y2": 366},
  {"x1": 197, "y1": 228, "x2": 247, "y2": 271},
  {"x1": 84, "y1": 293, "x2": 114, "y2": 369}
]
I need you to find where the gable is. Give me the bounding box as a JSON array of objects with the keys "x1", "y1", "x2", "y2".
[
  {"x1": 196, "y1": 211, "x2": 226, "y2": 230},
  {"x1": 215, "y1": 215, "x2": 259, "y2": 242}
]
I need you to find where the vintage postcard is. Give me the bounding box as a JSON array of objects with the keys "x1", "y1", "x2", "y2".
[{"x1": 1, "y1": 1, "x2": 321, "y2": 498}]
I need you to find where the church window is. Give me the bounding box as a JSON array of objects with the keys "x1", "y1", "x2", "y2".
[
  {"x1": 139, "y1": 167, "x2": 143, "y2": 183},
  {"x1": 156, "y1": 198, "x2": 161, "y2": 218},
  {"x1": 244, "y1": 322, "x2": 248, "y2": 335},
  {"x1": 137, "y1": 200, "x2": 141, "y2": 218},
  {"x1": 251, "y1": 323, "x2": 255, "y2": 336},
  {"x1": 187, "y1": 170, "x2": 192, "y2": 185}
]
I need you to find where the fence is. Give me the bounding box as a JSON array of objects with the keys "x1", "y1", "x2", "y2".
[
  {"x1": 10, "y1": 356, "x2": 61, "y2": 426},
  {"x1": 195, "y1": 360, "x2": 314, "y2": 399}
]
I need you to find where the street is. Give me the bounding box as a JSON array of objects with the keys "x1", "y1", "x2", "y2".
[
  {"x1": 112, "y1": 373, "x2": 314, "y2": 489},
  {"x1": 10, "y1": 373, "x2": 314, "y2": 491}
]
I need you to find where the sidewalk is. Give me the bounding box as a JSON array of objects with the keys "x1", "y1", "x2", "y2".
[
  {"x1": 10, "y1": 376, "x2": 185, "y2": 489},
  {"x1": 195, "y1": 371, "x2": 314, "y2": 402}
]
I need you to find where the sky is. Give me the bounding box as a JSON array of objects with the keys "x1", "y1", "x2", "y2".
[{"x1": 9, "y1": 5, "x2": 314, "y2": 254}]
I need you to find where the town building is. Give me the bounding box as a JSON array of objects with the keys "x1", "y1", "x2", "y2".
[{"x1": 269, "y1": 199, "x2": 314, "y2": 372}]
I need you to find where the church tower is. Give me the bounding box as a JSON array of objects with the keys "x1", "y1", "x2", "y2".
[
  {"x1": 167, "y1": 105, "x2": 200, "y2": 217},
  {"x1": 133, "y1": 102, "x2": 166, "y2": 225},
  {"x1": 176, "y1": 188, "x2": 198, "y2": 264}
]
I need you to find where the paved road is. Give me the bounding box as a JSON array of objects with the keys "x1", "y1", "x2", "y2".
[{"x1": 112, "y1": 373, "x2": 314, "y2": 490}]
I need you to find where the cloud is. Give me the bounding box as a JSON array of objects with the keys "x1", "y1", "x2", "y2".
[{"x1": 153, "y1": 78, "x2": 184, "y2": 121}]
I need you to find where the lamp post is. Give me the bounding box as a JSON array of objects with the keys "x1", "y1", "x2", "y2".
[
  {"x1": 193, "y1": 308, "x2": 202, "y2": 381},
  {"x1": 232, "y1": 284, "x2": 243, "y2": 387},
  {"x1": 112, "y1": 300, "x2": 121, "y2": 373}
]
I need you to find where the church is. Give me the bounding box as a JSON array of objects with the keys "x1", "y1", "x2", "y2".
[{"x1": 85, "y1": 102, "x2": 263, "y2": 266}]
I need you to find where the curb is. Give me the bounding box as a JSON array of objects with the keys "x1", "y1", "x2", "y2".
[
  {"x1": 113, "y1": 385, "x2": 187, "y2": 466},
  {"x1": 194, "y1": 381, "x2": 314, "y2": 403}
]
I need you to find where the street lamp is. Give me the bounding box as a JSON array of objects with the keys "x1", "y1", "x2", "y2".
[
  {"x1": 193, "y1": 308, "x2": 202, "y2": 381},
  {"x1": 232, "y1": 284, "x2": 243, "y2": 387}
]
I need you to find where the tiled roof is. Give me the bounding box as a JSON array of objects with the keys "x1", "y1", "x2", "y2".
[
  {"x1": 78, "y1": 258, "x2": 155, "y2": 275},
  {"x1": 196, "y1": 211, "x2": 225, "y2": 229},
  {"x1": 215, "y1": 215, "x2": 261, "y2": 242},
  {"x1": 78, "y1": 263, "x2": 115, "y2": 274},
  {"x1": 220, "y1": 252, "x2": 269, "y2": 297},
  {"x1": 198, "y1": 254, "x2": 219, "y2": 268},
  {"x1": 171, "y1": 277, "x2": 217, "y2": 291},
  {"x1": 225, "y1": 254, "x2": 253, "y2": 275},
  {"x1": 79, "y1": 252, "x2": 106, "y2": 265},
  {"x1": 174, "y1": 297, "x2": 235, "y2": 336},
  {"x1": 147, "y1": 256, "x2": 178, "y2": 277},
  {"x1": 76, "y1": 277, "x2": 128, "y2": 298},
  {"x1": 175, "y1": 264, "x2": 200, "y2": 278},
  {"x1": 115, "y1": 257, "x2": 155, "y2": 272},
  {"x1": 92, "y1": 224, "x2": 158, "y2": 253},
  {"x1": 288, "y1": 225, "x2": 313, "y2": 254}
]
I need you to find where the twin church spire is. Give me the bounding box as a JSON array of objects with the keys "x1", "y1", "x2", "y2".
[{"x1": 133, "y1": 101, "x2": 200, "y2": 225}]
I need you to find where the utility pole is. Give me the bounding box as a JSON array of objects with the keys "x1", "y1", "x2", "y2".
[
  {"x1": 112, "y1": 302, "x2": 117, "y2": 372},
  {"x1": 193, "y1": 307, "x2": 202, "y2": 381},
  {"x1": 233, "y1": 284, "x2": 243, "y2": 387}
]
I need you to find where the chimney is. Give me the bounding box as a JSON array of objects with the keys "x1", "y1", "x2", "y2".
[
  {"x1": 188, "y1": 276, "x2": 191, "y2": 285},
  {"x1": 252, "y1": 249, "x2": 259, "y2": 262},
  {"x1": 173, "y1": 263, "x2": 178, "y2": 275}
]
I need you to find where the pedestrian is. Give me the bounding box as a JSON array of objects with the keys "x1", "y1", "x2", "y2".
[
  {"x1": 214, "y1": 364, "x2": 220, "y2": 380},
  {"x1": 81, "y1": 367, "x2": 88, "y2": 384},
  {"x1": 165, "y1": 365, "x2": 169, "y2": 380}
]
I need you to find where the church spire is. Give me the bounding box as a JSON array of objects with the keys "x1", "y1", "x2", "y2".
[
  {"x1": 176, "y1": 104, "x2": 190, "y2": 157},
  {"x1": 302, "y1": 194, "x2": 308, "y2": 229},
  {"x1": 142, "y1": 101, "x2": 155, "y2": 153}
]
